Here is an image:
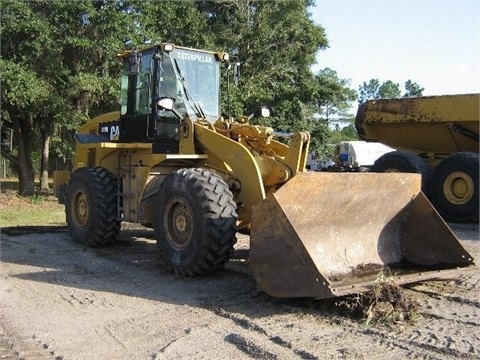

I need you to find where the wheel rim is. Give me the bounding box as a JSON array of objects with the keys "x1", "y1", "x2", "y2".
[
  {"x1": 72, "y1": 190, "x2": 89, "y2": 228},
  {"x1": 384, "y1": 168, "x2": 401, "y2": 173},
  {"x1": 443, "y1": 171, "x2": 474, "y2": 205},
  {"x1": 164, "y1": 197, "x2": 194, "y2": 250}
]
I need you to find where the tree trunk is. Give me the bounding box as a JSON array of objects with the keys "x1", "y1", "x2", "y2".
[
  {"x1": 40, "y1": 127, "x2": 51, "y2": 191},
  {"x1": 11, "y1": 110, "x2": 36, "y2": 196}
]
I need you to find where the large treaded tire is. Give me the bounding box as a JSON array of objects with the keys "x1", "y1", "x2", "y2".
[
  {"x1": 154, "y1": 168, "x2": 237, "y2": 276},
  {"x1": 370, "y1": 150, "x2": 430, "y2": 191},
  {"x1": 430, "y1": 152, "x2": 479, "y2": 223},
  {"x1": 66, "y1": 166, "x2": 120, "y2": 246}
]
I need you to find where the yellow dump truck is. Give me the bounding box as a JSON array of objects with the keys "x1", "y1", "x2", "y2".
[
  {"x1": 54, "y1": 44, "x2": 474, "y2": 299},
  {"x1": 356, "y1": 94, "x2": 479, "y2": 223}
]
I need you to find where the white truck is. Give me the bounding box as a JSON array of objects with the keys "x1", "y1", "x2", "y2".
[
  {"x1": 306, "y1": 141, "x2": 393, "y2": 172},
  {"x1": 336, "y1": 141, "x2": 394, "y2": 171}
]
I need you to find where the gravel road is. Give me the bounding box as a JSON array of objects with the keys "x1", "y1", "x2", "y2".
[{"x1": 0, "y1": 223, "x2": 478, "y2": 359}]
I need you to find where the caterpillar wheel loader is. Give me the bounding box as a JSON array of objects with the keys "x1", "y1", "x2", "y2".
[
  {"x1": 53, "y1": 43, "x2": 474, "y2": 299},
  {"x1": 356, "y1": 94, "x2": 479, "y2": 223}
]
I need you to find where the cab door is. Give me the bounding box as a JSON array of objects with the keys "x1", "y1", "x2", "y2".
[{"x1": 119, "y1": 50, "x2": 155, "y2": 143}]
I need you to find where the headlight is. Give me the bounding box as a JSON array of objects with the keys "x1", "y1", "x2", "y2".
[
  {"x1": 163, "y1": 43, "x2": 174, "y2": 52},
  {"x1": 260, "y1": 107, "x2": 270, "y2": 118}
]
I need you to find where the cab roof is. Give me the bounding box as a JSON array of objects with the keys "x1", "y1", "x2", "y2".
[{"x1": 116, "y1": 42, "x2": 228, "y2": 62}]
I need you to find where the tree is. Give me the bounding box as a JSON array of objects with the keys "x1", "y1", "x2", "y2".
[
  {"x1": 378, "y1": 80, "x2": 401, "y2": 99},
  {"x1": 1, "y1": 0, "x2": 334, "y2": 194},
  {"x1": 314, "y1": 67, "x2": 357, "y2": 121},
  {"x1": 403, "y1": 79, "x2": 424, "y2": 97},
  {"x1": 358, "y1": 79, "x2": 381, "y2": 104},
  {"x1": 358, "y1": 78, "x2": 424, "y2": 103},
  {"x1": 1, "y1": 0, "x2": 139, "y2": 194},
  {"x1": 200, "y1": 0, "x2": 328, "y2": 132},
  {"x1": 1, "y1": 1, "x2": 55, "y2": 194},
  {"x1": 329, "y1": 123, "x2": 359, "y2": 146},
  {"x1": 139, "y1": 0, "x2": 330, "y2": 138}
]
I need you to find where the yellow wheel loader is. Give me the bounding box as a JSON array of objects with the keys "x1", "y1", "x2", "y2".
[{"x1": 54, "y1": 43, "x2": 474, "y2": 299}]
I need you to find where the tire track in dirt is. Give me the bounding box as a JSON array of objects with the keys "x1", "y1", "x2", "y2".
[
  {"x1": 2, "y1": 226, "x2": 478, "y2": 359},
  {"x1": 110, "y1": 231, "x2": 480, "y2": 359},
  {"x1": 211, "y1": 306, "x2": 318, "y2": 359},
  {"x1": 362, "y1": 327, "x2": 478, "y2": 359},
  {"x1": 0, "y1": 332, "x2": 18, "y2": 360},
  {"x1": 206, "y1": 296, "x2": 428, "y2": 359},
  {"x1": 53, "y1": 236, "x2": 298, "y2": 358},
  {"x1": 0, "y1": 330, "x2": 61, "y2": 360},
  {"x1": 395, "y1": 283, "x2": 480, "y2": 358},
  {"x1": 216, "y1": 287, "x2": 480, "y2": 360},
  {"x1": 224, "y1": 333, "x2": 278, "y2": 359}
]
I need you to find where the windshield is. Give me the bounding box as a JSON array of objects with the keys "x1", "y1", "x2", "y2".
[{"x1": 159, "y1": 49, "x2": 221, "y2": 123}]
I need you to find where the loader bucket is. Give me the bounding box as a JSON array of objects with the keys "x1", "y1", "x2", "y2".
[{"x1": 250, "y1": 172, "x2": 474, "y2": 299}]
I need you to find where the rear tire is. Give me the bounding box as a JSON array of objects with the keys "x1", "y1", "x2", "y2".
[
  {"x1": 66, "y1": 167, "x2": 120, "y2": 246},
  {"x1": 370, "y1": 150, "x2": 430, "y2": 190},
  {"x1": 430, "y1": 152, "x2": 479, "y2": 223},
  {"x1": 154, "y1": 168, "x2": 237, "y2": 276}
]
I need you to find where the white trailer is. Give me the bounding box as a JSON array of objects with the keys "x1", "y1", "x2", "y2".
[{"x1": 336, "y1": 141, "x2": 394, "y2": 171}]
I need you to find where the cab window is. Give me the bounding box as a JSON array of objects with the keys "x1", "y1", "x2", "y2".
[
  {"x1": 135, "y1": 51, "x2": 154, "y2": 115},
  {"x1": 120, "y1": 51, "x2": 154, "y2": 116}
]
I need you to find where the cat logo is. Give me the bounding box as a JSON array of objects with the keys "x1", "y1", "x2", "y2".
[
  {"x1": 110, "y1": 125, "x2": 120, "y2": 141},
  {"x1": 98, "y1": 120, "x2": 121, "y2": 142}
]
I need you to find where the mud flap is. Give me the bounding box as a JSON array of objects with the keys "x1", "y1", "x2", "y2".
[{"x1": 250, "y1": 172, "x2": 474, "y2": 298}]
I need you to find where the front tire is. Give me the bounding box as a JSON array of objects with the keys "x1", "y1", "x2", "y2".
[
  {"x1": 430, "y1": 152, "x2": 479, "y2": 223},
  {"x1": 154, "y1": 168, "x2": 237, "y2": 276},
  {"x1": 66, "y1": 167, "x2": 120, "y2": 246},
  {"x1": 370, "y1": 150, "x2": 430, "y2": 190}
]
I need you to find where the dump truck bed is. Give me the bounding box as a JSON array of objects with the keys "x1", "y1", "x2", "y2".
[{"x1": 355, "y1": 94, "x2": 479, "y2": 155}]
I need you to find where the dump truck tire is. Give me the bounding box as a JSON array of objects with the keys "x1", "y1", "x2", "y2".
[
  {"x1": 154, "y1": 168, "x2": 237, "y2": 276},
  {"x1": 371, "y1": 150, "x2": 430, "y2": 190},
  {"x1": 66, "y1": 167, "x2": 120, "y2": 246},
  {"x1": 430, "y1": 152, "x2": 479, "y2": 223}
]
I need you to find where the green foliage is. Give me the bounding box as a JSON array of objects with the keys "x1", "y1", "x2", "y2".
[
  {"x1": 358, "y1": 79, "x2": 381, "y2": 103},
  {"x1": 27, "y1": 194, "x2": 45, "y2": 205},
  {"x1": 310, "y1": 120, "x2": 332, "y2": 157},
  {"x1": 329, "y1": 124, "x2": 359, "y2": 145},
  {"x1": 403, "y1": 80, "x2": 425, "y2": 98},
  {"x1": 378, "y1": 80, "x2": 401, "y2": 99},
  {"x1": 358, "y1": 78, "x2": 424, "y2": 103},
  {"x1": 1, "y1": 0, "x2": 138, "y2": 193},
  {"x1": 314, "y1": 68, "x2": 357, "y2": 120},
  {"x1": 217, "y1": 0, "x2": 328, "y2": 133},
  {"x1": 1, "y1": 0, "x2": 360, "y2": 191},
  {"x1": 0, "y1": 60, "x2": 52, "y2": 108}
]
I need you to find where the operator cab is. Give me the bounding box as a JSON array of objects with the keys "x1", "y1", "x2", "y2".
[{"x1": 111, "y1": 43, "x2": 227, "y2": 153}]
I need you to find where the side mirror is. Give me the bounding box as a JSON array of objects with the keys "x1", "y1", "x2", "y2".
[
  {"x1": 157, "y1": 97, "x2": 174, "y2": 111},
  {"x1": 157, "y1": 97, "x2": 183, "y2": 120},
  {"x1": 129, "y1": 51, "x2": 141, "y2": 75}
]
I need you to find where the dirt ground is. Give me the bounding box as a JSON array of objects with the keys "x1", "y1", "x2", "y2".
[{"x1": 0, "y1": 221, "x2": 478, "y2": 360}]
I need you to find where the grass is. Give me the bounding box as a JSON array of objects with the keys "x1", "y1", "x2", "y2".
[
  {"x1": 0, "y1": 204, "x2": 66, "y2": 227},
  {"x1": 0, "y1": 178, "x2": 66, "y2": 227}
]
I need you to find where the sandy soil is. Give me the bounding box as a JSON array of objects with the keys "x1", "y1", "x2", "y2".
[{"x1": 0, "y1": 222, "x2": 478, "y2": 359}]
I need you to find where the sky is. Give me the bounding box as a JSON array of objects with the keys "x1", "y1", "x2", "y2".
[{"x1": 310, "y1": 1, "x2": 480, "y2": 97}]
